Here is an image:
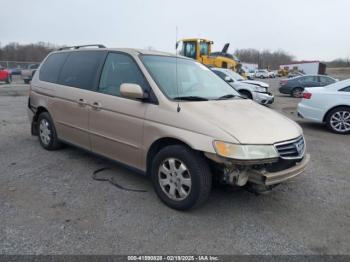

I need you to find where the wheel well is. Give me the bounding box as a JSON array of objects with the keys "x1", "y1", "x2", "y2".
[
  {"x1": 291, "y1": 87, "x2": 303, "y2": 93},
  {"x1": 31, "y1": 106, "x2": 48, "y2": 135},
  {"x1": 239, "y1": 89, "x2": 252, "y2": 99},
  {"x1": 323, "y1": 105, "x2": 350, "y2": 122},
  {"x1": 146, "y1": 137, "x2": 190, "y2": 175}
]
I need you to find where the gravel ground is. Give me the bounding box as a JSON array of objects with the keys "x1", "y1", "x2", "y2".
[{"x1": 0, "y1": 77, "x2": 349, "y2": 255}]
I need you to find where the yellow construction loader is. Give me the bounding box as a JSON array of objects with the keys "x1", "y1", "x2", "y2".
[{"x1": 177, "y1": 38, "x2": 240, "y2": 71}]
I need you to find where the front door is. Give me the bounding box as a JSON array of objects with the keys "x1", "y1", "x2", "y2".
[{"x1": 89, "y1": 52, "x2": 150, "y2": 169}]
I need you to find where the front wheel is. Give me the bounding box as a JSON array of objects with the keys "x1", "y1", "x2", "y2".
[
  {"x1": 325, "y1": 107, "x2": 350, "y2": 134},
  {"x1": 150, "y1": 145, "x2": 212, "y2": 210}
]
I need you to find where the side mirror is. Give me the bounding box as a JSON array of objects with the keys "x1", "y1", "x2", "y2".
[
  {"x1": 224, "y1": 76, "x2": 233, "y2": 82},
  {"x1": 120, "y1": 83, "x2": 145, "y2": 100}
]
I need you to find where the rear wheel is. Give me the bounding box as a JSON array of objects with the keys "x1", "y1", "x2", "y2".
[
  {"x1": 150, "y1": 145, "x2": 212, "y2": 210},
  {"x1": 37, "y1": 112, "x2": 63, "y2": 150},
  {"x1": 325, "y1": 107, "x2": 350, "y2": 134},
  {"x1": 291, "y1": 87, "x2": 303, "y2": 98},
  {"x1": 24, "y1": 79, "x2": 30, "y2": 84}
]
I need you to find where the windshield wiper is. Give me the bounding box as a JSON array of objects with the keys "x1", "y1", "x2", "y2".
[
  {"x1": 216, "y1": 94, "x2": 241, "y2": 100},
  {"x1": 173, "y1": 96, "x2": 209, "y2": 101}
]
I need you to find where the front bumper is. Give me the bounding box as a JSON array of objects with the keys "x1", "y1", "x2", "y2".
[
  {"x1": 248, "y1": 154, "x2": 310, "y2": 186},
  {"x1": 253, "y1": 91, "x2": 274, "y2": 105}
]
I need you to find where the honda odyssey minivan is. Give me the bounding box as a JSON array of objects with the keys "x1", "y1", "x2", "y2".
[{"x1": 28, "y1": 45, "x2": 310, "y2": 210}]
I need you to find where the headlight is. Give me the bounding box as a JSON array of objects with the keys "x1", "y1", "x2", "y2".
[
  {"x1": 255, "y1": 86, "x2": 267, "y2": 92},
  {"x1": 213, "y1": 141, "x2": 279, "y2": 160}
]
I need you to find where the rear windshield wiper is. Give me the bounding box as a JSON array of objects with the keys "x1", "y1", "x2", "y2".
[
  {"x1": 216, "y1": 94, "x2": 241, "y2": 100},
  {"x1": 173, "y1": 96, "x2": 209, "y2": 101}
]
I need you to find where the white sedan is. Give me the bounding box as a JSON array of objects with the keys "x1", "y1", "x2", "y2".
[{"x1": 297, "y1": 79, "x2": 350, "y2": 134}]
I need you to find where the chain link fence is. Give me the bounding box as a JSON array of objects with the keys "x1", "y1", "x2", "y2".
[{"x1": 0, "y1": 60, "x2": 41, "y2": 71}]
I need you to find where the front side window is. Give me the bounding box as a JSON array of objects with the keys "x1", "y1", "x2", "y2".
[
  {"x1": 141, "y1": 55, "x2": 240, "y2": 100},
  {"x1": 182, "y1": 42, "x2": 196, "y2": 59},
  {"x1": 99, "y1": 53, "x2": 149, "y2": 97},
  {"x1": 58, "y1": 51, "x2": 105, "y2": 90}
]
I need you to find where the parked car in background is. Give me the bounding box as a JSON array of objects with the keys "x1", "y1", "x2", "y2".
[
  {"x1": 8, "y1": 67, "x2": 22, "y2": 75},
  {"x1": 212, "y1": 68, "x2": 274, "y2": 105},
  {"x1": 279, "y1": 75, "x2": 337, "y2": 98},
  {"x1": 255, "y1": 69, "x2": 269, "y2": 79},
  {"x1": 0, "y1": 67, "x2": 11, "y2": 84},
  {"x1": 21, "y1": 63, "x2": 40, "y2": 84},
  {"x1": 244, "y1": 70, "x2": 255, "y2": 80},
  {"x1": 268, "y1": 71, "x2": 276, "y2": 78},
  {"x1": 298, "y1": 79, "x2": 350, "y2": 134},
  {"x1": 28, "y1": 46, "x2": 309, "y2": 210}
]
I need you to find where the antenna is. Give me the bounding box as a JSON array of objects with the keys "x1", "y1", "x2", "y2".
[{"x1": 175, "y1": 26, "x2": 181, "y2": 113}]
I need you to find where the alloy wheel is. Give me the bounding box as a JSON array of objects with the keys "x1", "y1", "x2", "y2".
[
  {"x1": 330, "y1": 111, "x2": 350, "y2": 133},
  {"x1": 39, "y1": 119, "x2": 51, "y2": 145},
  {"x1": 158, "y1": 158, "x2": 192, "y2": 201}
]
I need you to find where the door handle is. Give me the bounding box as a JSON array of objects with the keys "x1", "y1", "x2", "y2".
[
  {"x1": 77, "y1": 98, "x2": 87, "y2": 106},
  {"x1": 91, "y1": 102, "x2": 102, "y2": 111}
]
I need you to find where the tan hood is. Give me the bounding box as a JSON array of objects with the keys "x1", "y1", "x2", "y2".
[{"x1": 181, "y1": 99, "x2": 302, "y2": 144}]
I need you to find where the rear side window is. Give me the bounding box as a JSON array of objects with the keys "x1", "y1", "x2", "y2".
[
  {"x1": 58, "y1": 51, "x2": 105, "y2": 90},
  {"x1": 98, "y1": 53, "x2": 149, "y2": 97},
  {"x1": 39, "y1": 53, "x2": 69, "y2": 83},
  {"x1": 340, "y1": 86, "x2": 350, "y2": 92}
]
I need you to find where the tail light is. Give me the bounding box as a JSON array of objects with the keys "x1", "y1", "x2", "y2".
[{"x1": 303, "y1": 92, "x2": 312, "y2": 99}]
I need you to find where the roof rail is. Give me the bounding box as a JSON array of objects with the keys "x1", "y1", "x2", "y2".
[{"x1": 58, "y1": 44, "x2": 106, "y2": 51}]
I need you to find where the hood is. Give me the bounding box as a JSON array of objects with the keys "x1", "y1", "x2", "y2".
[
  {"x1": 230, "y1": 81, "x2": 255, "y2": 90},
  {"x1": 242, "y1": 80, "x2": 269, "y2": 88},
  {"x1": 182, "y1": 99, "x2": 302, "y2": 144}
]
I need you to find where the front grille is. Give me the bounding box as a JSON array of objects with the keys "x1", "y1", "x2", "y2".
[{"x1": 275, "y1": 136, "x2": 305, "y2": 159}]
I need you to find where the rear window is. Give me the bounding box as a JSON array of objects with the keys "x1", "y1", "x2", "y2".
[
  {"x1": 58, "y1": 51, "x2": 105, "y2": 90},
  {"x1": 39, "y1": 53, "x2": 69, "y2": 83}
]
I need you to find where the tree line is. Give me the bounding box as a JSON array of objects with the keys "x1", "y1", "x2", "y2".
[
  {"x1": 0, "y1": 42, "x2": 349, "y2": 69},
  {"x1": 0, "y1": 42, "x2": 57, "y2": 62},
  {"x1": 234, "y1": 49, "x2": 295, "y2": 70}
]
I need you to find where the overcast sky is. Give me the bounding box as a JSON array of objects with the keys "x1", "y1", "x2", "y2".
[{"x1": 1, "y1": 0, "x2": 349, "y2": 61}]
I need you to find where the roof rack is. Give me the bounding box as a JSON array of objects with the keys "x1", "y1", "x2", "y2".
[{"x1": 58, "y1": 44, "x2": 106, "y2": 51}]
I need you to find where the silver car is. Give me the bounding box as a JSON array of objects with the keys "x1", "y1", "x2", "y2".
[{"x1": 212, "y1": 68, "x2": 274, "y2": 105}]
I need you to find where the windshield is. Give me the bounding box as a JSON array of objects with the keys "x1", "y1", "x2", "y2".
[
  {"x1": 222, "y1": 69, "x2": 244, "y2": 81},
  {"x1": 141, "y1": 55, "x2": 241, "y2": 100}
]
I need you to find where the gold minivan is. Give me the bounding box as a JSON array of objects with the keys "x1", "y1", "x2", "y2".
[{"x1": 28, "y1": 45, "x2": 310, "y2": 210}]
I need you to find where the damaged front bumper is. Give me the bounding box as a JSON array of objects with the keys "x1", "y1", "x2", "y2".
[
  {"x1": 248, "y1": 154, "x2": 310, "y2": 186},
  {"x1": 205, "y1": 153, "x2": 310, "y2": 186}
]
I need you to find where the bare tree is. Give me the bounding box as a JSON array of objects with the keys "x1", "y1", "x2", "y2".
[{"x1": 234, "y1": 48, "x2": 294, "y2": 69}]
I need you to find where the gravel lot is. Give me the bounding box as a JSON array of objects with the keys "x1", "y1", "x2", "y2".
[{"x1": 0, "y1": 76, "x2": 349, "y2": 255}]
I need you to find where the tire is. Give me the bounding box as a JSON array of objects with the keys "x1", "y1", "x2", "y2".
[
  {"x1": 239, "y1": 90, "x2": 253, "y2": 99},
  {"x1": 24, "y1": 79, "x2": 30, "y2": 84},
  {"x1": 325, "y1": 107, "x2": 350, "y2": 134},
  {"x1": 37, "y1": 112, "x2": 62, "y2": 150},
  {"x1": 291, "y1": 87, "x2": 303, "y2": 98},
  {"x1": 150, "y1": 145, "x2": 212, "y2": 210},
  {"x1": 260, "y1": 75, "x2": 264, "y2": 79},
  {"x1": 6, "y1": 76, "x2": 11, "y2": 84}
]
